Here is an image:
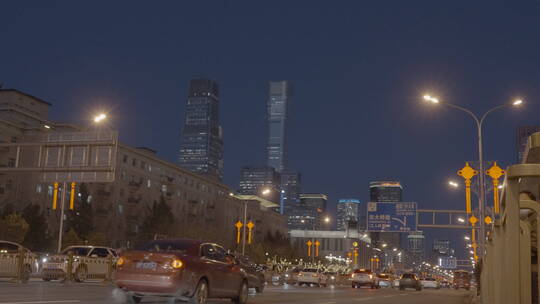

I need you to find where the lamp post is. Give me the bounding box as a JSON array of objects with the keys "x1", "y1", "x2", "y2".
[{"x1": 423, "y1": 95, "x2": 523, "y2": 257}]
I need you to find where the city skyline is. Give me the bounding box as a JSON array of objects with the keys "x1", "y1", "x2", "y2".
[{"x1": 3, "y1": 1, "x2": 540, "y2": 255}]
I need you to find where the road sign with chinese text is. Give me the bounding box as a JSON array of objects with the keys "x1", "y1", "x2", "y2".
[{"x1": 367, "y1": 202, "x2": 417, "y2": 232}]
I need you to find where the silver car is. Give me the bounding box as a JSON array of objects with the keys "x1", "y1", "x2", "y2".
[
  {"x1": 0, "y1": 240, "x2": 38, "y2": 282},
  {"x1": 42, "y1": 245, "x2": 117, "y2": 282}
]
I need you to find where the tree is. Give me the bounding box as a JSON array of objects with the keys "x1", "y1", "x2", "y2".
[
  {"x1": 21, "y1": 204, "x2": 51, "y2": 251},
  {"x1": 62, "y1": 228, "x2": 82, "y2": 248},
  {"x1": 0, "y1": 213, "x2": 29, "y2": 243},
  {"x1": 139, "y1": 196, "x2": 175, "y2": 242},
  {"x1": 66, "y1": 183, "x2": 93, "y2": 240},
  {"x1": 86, "y1": 232, "x2": 108, "y2": 246}
]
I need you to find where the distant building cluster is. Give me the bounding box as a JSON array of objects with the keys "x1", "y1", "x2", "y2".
[{"x1": 0, "y1": 88, "x2": 287, "y2": 248}]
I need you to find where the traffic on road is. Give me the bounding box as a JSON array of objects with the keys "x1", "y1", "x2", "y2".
[{"x1": 0, "y1": 238, "x2": 474, "y2": 304}]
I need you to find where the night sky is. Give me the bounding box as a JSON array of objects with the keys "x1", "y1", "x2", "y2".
[{"x1": 2, "y1": 1, "x2": 540, "y2": 258}]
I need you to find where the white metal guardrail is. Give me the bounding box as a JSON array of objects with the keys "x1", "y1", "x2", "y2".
[
  {"x1": 0, "y1": 250, "x2": 115, "y2": 284},
  {"x1": 480, "y1": 163, "x2": 540, "y2": 304}
]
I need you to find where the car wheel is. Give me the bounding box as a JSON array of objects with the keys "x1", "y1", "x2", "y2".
[
  {"x1": 189, "y1": 280, "x2": 208, "y2": 304},
  {"x1": 42, "y1": 277, "x2": 51, "y2": 282},
  {"x1": 370, "y1": 284, "x2": 375, "y2": 289},
  {"x1": 74, "y1": 265, "x2": 88, "y2": 283},
  {"x1": 232, "y1": 281, "x2": 248, "y2": 304},
  {"x1": 21, "y1": 265, "x2": 31, "y2": 283},
  {"x1": 255, "y1": 283, "x2": 264, "y2": 293},
  {"x1": 127, "y1": 294, "x2": 142, "y2": 303},
  {"x1": 399, "y1": 286, "x2": 405, "y2": 290}
]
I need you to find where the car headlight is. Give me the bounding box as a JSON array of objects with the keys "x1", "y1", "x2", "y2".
[
  {"x1": 331, "y1": 276, "x2": 335, "y2": 280},
  {"x1": 284, "y1": 274, "x2": 289, "y2": 277}
]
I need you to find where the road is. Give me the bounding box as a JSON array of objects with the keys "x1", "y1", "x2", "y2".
[{"x1": 0, "y1": 281, "x2": 472, "y2": 304}]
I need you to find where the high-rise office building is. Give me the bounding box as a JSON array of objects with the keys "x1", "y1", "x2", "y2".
[
  {"x1": 517, "y1": 126, "x2": 540, "y2": 163},
  {"x1": 336, "y1": 199, "x2": 360, "y2": 231},
  {"x1": 178, "y1": 79, "x2": 223, "y2": 180},
  {"x1": 266, "y1": 81, "x2": 291, "y2": 173},
  {"x1": 370, "y1": 181, "x2": 403, "y2": 202},
  {"x1": 370, "y1": 181, "x2": 403, "y2": 249},
  {"x1": 287, "y1": 193, "x2": 328, "y2": 230},
  {"x1": 281, "y1": 171, "x2": 301, "y2": 215},
  {"x1": 238, "y1": 166, "x2": 281, "y2": 203},
  {"x1": 432, "y1": 239, "x2": 452, "y2": 255},
  {"x1": 407, "y1": 231, "x2": 425, "y2": 265}
]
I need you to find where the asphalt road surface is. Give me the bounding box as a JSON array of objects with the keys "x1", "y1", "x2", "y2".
[{"x1": 0, "y1": 280, "x2": 472, "y2": 304}]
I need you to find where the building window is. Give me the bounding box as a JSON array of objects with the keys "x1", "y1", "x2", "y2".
[
  {"x1": 87, "y1": 195, "x2": 92, "y2": 204},
  {"x1": 140, "y1": 161, "x2": 145, "y2": 170},
  {"x1": 121, "y1": 172, "x2": 126, "y2": 181},
  {"x1": 132, "y1": 158, "x2": 137, "y2": 167},
  {"x1": 118, "y1": 204, "x2": 123, "y2": 214},
  {"x1": 47, "y1": 185, "x2": 53, "y2": 196},
  {"x1": 148, "y1": 165, "x2": 152, "y2": 172},
  {"x1": 161, "y1": 184, "x2": 167, "y2": 193},
  {"x1": 10, "y1": 136, "x2": 17, "y2": 143},
  {"x1": 123, "y1": 155, "x2": 128, "y2": 163},
  {"x1": 7, "y1": 158, "x2": 15, "y2": 167},
  {"x1": 147, "y1": 179, "x2": 151, "y2": 188},
  {"x1": 35, "y1": 184, "x2": 42, "y2": 193}
]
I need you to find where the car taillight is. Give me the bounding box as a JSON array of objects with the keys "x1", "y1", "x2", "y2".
[
  {"x1": 171, "y1": 259, "x2": 184, "y2": 269},
  {"x1": 117, "y1": 257, "x2": 126, "y2": 266}
]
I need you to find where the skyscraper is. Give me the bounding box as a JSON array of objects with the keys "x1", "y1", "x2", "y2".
[
  {"x1": 517, "y1": 126, "x2": 540, "y2": 163},
  {"x1": 266, "y1": 81, "x2": 291, "y2": 173},
  {"x1": 370, "y1": 181, "x2": 403, "y2": 202},
  {"x1": 281, "y1": 171, "x2": 301, "y2": 215},
  {"x1": 407, "y1": 231, "x2": 425, "y2": 266},
  {"x1": 287, "y1": 193, "x2": 328, "y2": 230},
  {"x1": 178, "y1": 79, "x2": 224, "y2": 180},
  {"x1": 238, "y1": 166, "x2": 281, "y2": 203},
  {"x1": 336, "y1": 199, "x2": 360, "y2": 231},
  {"x1": 370, "y1": 181, "x2": 403, "y2": 249}
]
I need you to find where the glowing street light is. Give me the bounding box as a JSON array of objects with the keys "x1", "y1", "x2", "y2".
[
  {"x1": 93, "y1": 113, "x2": 107, "y2": 123},
  {"x1": 261, "y1": 188, "x2": 271, "y2": 196},
  {"x1": 381, "y1": 243, "x2": 388, "y2": 248},
  {"x1": 422, "y1": 93, "x2": 524, "y2": 259},
  {"x1": 458, "y1": 217, "x2": 466, "y2": 223},
  {"x1": 464, "y1": 236, "x2": 470, "y2": 241},
  {"x1": 448, "y1": 181, "x2": 459, "y2": 188},
  {"x1": 324, "y1": 216, "x2": 331, "y2": 223}
]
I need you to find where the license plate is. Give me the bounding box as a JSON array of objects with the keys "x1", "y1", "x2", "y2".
[{"x1": 135, "y1": 261, "x2": 157, "y2": 270}]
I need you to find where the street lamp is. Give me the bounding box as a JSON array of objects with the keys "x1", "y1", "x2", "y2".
[
  {"x1": 424, "y1": 94, "x2": 523, "y2": 258},
  {"x1": 324, "y1": 216, "x2": 331, "y2": 223},
  {"x1": 464, "y1": 236, "x2": 470, "y2": 241},
  {"x1": 261, "y1": 188, "x2": 271, "y2": 196},
  {"x1": 448, "y1": 181, "x2": 459, "y2": 188},
  {"x1": 458, "y1": 217, "x2": 466, "y2": 223},
  {"x1": 93, "y1": 113, "x2": 107, "y2": 123}
]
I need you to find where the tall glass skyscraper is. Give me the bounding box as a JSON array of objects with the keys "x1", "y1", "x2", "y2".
[
  {"x1": 336, "y1": 199, "x2": 360, "y2": 231},
  {"x1": 266, "y1": 81, "x2": 291, "y2": 173},
  {"x1": 281, "y1": 171, "x2": 301, "y2": 215},
  {"x1": 369, "y1": 181, "x2": 403, "y2": 250},
  {"x1": 178, "y1": 79, "x2": 224, "y2": 181}
]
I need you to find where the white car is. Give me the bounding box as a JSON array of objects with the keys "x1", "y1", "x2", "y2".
[
  {"x1": 351, "y1": 269, "x2": 378, "y2": 289},
  {"x1": 377, "y1": 273, "x2": 392, "y2": 288},
  {"x1": 0, "y1": 240, "x2": 39, "y2": 282},
  {"x1": 297, "y1": 268, "x2": 327, "y2": 287},
  {"x1": 421, "y1": 277, "x2": 441, "y2": 289},
  {"x1": 42, "y1": 245, "x2": 117, "y2": 282}
]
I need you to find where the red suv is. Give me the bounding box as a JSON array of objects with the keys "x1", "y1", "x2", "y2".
[{"x1": 115, "y1": 239, "x2": 249, "y2": 304}]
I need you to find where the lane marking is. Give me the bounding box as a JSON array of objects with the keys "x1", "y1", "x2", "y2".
[
  {"x1": 354, "y1": 298, "x2": 373, "y2": 302},
  {"x1": 1, "y1": 301, "x2": 80, "y2": 304},
  {"x1": 382, "y1": 295, "x2": 395, "y2": 298}
]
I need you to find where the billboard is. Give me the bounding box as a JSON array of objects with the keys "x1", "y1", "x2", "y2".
[{"x1": 367, "y1": 202, "x2": 417, "y2": 232}]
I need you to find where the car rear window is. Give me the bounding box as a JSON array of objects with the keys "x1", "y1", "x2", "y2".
[
  {"x1": 402, "y1": 273, "x2": 415, "y2": 279},
  {"x1": 62, "y1": 247, "x2": 91, "y2": 256},
  {"x1": 139, "y1": 241, "x2": 192, "y2": 253},
  {"x1": 378, "y1": 274, "x2": 389, "y2": 278},
  {"x1": 354, "y1": 269, "x2": 371, "y2": 274},
  {"x1": 303, "y1": 269, "x2": 318, "y2": 272}
]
